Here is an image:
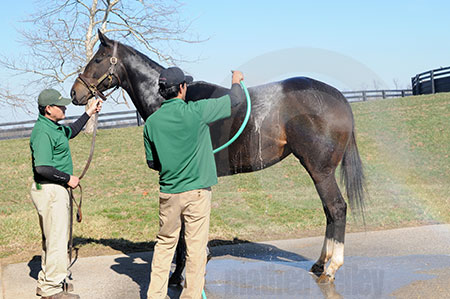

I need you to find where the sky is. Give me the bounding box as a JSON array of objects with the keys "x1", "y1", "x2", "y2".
[{"x1": 0, "y1": 0, "x2": 449, "y2": 121}]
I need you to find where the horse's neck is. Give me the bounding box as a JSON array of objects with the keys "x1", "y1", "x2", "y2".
[{"x1": 121, "y1": 49, "x2": 164, "y2": 120}]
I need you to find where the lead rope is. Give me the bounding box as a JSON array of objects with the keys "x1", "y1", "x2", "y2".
[
  {"x1": 68, "y1": 43, "x2": 117, "y2": 270},
  {"x1": 68, "y1": 112, "x2": 99, "y2": 274},
  {"x1": 66, "y1": 43, "x2": 117, "y2": 277}
]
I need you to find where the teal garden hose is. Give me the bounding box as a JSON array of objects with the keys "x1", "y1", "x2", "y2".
[{"x1": 212, "y1": 80, "x2": 251, "y2": 154}]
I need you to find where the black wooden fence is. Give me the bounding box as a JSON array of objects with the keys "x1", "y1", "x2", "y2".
[
  {"x1": 0, "y1": 110, "x2": 143, "y2": 141},
  {"x1": 412, "y1": 66, "x2": 450, "y2": 95},
  {"x1": 0, "y1": 89, "x2": 413, "y2": 141},
  {"x1": 342, "y1": 89, "x2": 412, "y2": 102}
]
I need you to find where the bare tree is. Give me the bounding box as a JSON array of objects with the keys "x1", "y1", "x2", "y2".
[
  {"x1": 372, "y1": 79, "x2": 380, "y2": 90},
  {"x1": 0, "y1": 0, "x2": 203, "y2": 131},
  {"x1": 392, "y1": 78, "x2": 400, "y2": 90}
]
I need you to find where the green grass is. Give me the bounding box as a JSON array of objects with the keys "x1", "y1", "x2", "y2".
[
  {"x1": 351, "y1": 93, "x2": 450, "y2": 226},
  {"x1": 1, "y1": 93, "x2": 449, "y2": 263}
]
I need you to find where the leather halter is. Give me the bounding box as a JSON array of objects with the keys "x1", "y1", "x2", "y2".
[{"x1": 76, "y1": 41, "x2": 121, "y2": 101}]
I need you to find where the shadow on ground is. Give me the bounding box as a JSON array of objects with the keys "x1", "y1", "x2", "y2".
[{"x1": 26, "y1": 237, "x2": 336, "y2": 299}]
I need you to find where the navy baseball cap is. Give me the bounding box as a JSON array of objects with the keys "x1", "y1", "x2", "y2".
[{"x1": 159, "y1": 67, "x2": 193, "y2": 88}]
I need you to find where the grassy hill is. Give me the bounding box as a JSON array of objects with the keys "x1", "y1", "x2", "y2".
[{"x1": 1, "y1": 93, "x2": 449, "y2": 263}]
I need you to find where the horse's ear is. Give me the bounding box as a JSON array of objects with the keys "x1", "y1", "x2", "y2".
[{"x1": 98, "y1": 29, "x2": 111, "y2": 47}]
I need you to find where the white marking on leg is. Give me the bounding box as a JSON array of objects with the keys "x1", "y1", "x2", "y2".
[
  {"x1": 318, "y1": 237, "x2": 334, "y2": 265},
  {"x1": 325, "y1": 238, "x2": 335, "y2": 262},
  {"x1": 325, "y1": 241, "x2": 344, "y2": 279}
]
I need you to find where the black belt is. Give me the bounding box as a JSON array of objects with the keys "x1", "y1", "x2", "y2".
[{"x1": 35, "y1": 181, "x2": 66, "y2": 189}]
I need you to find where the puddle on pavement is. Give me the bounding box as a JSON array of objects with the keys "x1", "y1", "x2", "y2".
[{"x1": 202, "y1": 254, "x2": 450, "y2": 298}]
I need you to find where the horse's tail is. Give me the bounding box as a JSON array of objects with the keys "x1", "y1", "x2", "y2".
[{"x1": 340, "y1": 130, "x2": 366, "y2": 220}]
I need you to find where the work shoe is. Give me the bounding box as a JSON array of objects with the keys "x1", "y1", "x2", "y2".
[
  {"x1": 41, "y1": 291, "x2": 80, "y2": 299},
  {"x1": 36, "y1": 282, "x2": 74, "y2": 296}
]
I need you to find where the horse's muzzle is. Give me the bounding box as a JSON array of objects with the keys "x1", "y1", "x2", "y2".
[{"x1": 70, "y1": 80, "x2": 90, "y2": 106}]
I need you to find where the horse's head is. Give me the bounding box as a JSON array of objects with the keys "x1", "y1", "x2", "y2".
[{"x1": 71, "y1": 30, "x2": 122, "y2": 105}]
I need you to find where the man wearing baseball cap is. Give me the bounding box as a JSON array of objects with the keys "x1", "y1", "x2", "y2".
[
  {"x1": 29, "y1": 89, "x2": 102, "y2": 299},
  {"x1": 144, "y1": 67, "x2": 244, "y2": 298}
]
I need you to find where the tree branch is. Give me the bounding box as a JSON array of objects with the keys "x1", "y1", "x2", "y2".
[{"x1": 0, "y1": 0, "x2": 206, "y2": 108}]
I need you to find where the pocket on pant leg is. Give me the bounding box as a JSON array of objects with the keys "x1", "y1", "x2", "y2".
[
  {"x1": 159, "y1": 191, "x2": 172, "y2": 201},
  {"x1": 198, "y1": 189, "x2": 212, "y2": 214},
  {"x1": 30, "y1": 184, "x2": 49, "y2": 213}
]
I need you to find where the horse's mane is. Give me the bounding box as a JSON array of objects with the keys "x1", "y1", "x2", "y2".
[
  {"x1": 116, "y1": 40, "x2": 231, "y2": 104},
  {"x1": 120, "y1": 42, "x2": 165, "y2": 72},
  {"x1": 117, "y1": 41, "x2": 230, "y2": 103}
]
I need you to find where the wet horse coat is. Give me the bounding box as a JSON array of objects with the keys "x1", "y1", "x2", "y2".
[{"x1": 71, "y1": 31, "x2": 365, "y2": 283}]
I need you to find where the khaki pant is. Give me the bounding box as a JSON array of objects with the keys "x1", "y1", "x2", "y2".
[
  {"x1": 148, "y1": 188, "x2": 211, "y2": 299},
  {"x1": 30, "y1": 182, "x2": 70, "y2": 297}
]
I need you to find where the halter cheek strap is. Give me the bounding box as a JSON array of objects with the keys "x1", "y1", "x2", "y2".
[
  {"x1": 76, "y1": 41, "x2": 121, "y2": 101},
  {"x1": 109, "y1": 42, "x2": 118, "y2": 77}
]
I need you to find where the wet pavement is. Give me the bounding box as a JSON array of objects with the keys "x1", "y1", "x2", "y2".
[
  {"x1": 203, "y1": 254, "x2": 450, "y2": 298},
  {"x1": 1, "y1": 224, "x2": 449, "y2": 298}
]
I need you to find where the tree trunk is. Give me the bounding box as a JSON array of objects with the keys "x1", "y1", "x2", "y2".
[{"x1": 84, "y1": 98, "x2": 96, "y2": 133}]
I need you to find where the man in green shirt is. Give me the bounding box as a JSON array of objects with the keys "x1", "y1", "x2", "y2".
[
  {"x1": 30, "y1": 89, "x2": 101, "y2": 299},
  {"x1": 144, "y1": 67, "x2": 244, "y2": 298}
]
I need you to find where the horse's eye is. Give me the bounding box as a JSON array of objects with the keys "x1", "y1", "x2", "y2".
[{"x1": 94, "y1": 58, "x2": 102, "y2": 63}]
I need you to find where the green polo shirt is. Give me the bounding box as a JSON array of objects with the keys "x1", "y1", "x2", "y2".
[
  {"x1": 30, "y1": 114, "x2": 73, "y2": 178},
  {"x1": 143, "y1": 95, "x2": 231, "y2": 193}
]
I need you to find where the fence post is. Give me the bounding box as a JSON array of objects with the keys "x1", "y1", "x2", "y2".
[
  {"x1": 430, "y1": 70, "x2": 435, "y2": 94},
  {"x1": 415, "y1": 74, "x2": 420, "y2": 95},
  {"x1": 401, "y1": 90, "x2": 405, "y2": 97},
  {"x1": 362, "y1": 91, "x2": 367, "y2": 101},
  {"x1": 382, "y1": 90, "x2": 386, "y2": 99},
  {"x1": 136, "y1": 111, "x2": 141, "y2": 126}
]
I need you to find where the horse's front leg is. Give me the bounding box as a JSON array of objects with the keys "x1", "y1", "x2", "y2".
[
  {"x1": 169, "y1": 222, "x2": 186, "y2": 286},
  {"x1": 168, "y1": 222, "x2": 213, "y2": 286}
]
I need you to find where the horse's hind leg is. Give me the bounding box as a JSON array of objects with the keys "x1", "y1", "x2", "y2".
[
  {"x1": 310, "y1": 173, "x2": 347, "y2": 283},
  {"x1": 286, "y1": 139, "x2": 347, "y2": 281},
  {"x1": 284, "y1": 94, "x2": 353, "y2": 283},
  {"x1": 287, "y1": 143, "x2": 347, "y2": 282},
  {"x1": 310, "y1": 205, "x2": 334, "y2": 276}
]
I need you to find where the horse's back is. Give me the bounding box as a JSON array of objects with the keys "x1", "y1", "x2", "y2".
[
  {"x1": 186, "y1": 81, "x2": 229, "y2": 102},
  {"x1": 246, "y1": 77, "x2": 353, "y2": 129},
  {"x1": 268, "y1": 77, "x2": 349, "y2": 107},
  {"x1": 282, "y1": 77, "x2": 344, "y2": 96},
  {"x1": 277, "y1": 77, "x2": 353, "y2": 122}
]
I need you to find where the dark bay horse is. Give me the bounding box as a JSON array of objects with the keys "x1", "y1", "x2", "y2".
[{"x1": 71, "y1": 31, "x2": 365, "y2": 284}]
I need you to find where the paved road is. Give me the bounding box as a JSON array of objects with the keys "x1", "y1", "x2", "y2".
[{"x1": 1, "y1": 224, "x2": 449, "y2": 298}]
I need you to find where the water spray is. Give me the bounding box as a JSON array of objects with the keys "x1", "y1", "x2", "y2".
[
  {"x1": 204, "y1": 81, "x2": 251, "y2": 298},
  {"x1": 213, "y1": 80, "x2": 251, "y2": 153}
]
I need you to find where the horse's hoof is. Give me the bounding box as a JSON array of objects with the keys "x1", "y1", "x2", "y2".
[
  {"x1": 207, "y1": 252, "x2": 212, "y2": 263},
  {"x1": 317, "y1": 273, "x2": 334, "y2": 284},
  {"x1": 309, "y1": 263, "x2": 324, "y2": 276},
  {"x1": 168, "y1": 274, "x2": 183, "y2": 286}
]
